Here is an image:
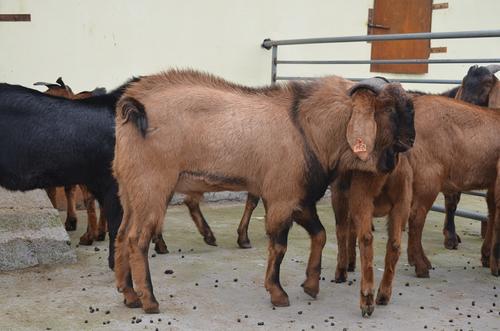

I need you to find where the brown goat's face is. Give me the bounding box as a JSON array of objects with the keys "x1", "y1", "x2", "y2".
[
  {"x1": 375, "y1": 84, "x2": 415, "y2": 173},
  {"x1": 459, "y1": 66, "x2": 497, "y2": 106}
]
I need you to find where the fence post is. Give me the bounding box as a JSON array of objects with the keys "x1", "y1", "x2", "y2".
[{"x1": 271, "y1": 45, "x2": 277, "y2": 85}]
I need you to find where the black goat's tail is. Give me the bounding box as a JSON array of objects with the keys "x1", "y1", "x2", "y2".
[{"x1": 119, "y1": 97, "x2": 148, "y2": 138}]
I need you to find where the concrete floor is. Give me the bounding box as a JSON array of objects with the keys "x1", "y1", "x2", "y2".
[{"x1": 0, "y1": 195, "x2": 498, "y2": 331}]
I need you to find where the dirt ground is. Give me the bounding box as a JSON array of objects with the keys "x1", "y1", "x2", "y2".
[{"x1": 0, "y1": 194, "x2": 498, "y2": 331}]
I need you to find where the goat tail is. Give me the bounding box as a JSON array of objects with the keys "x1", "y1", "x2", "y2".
[{"x1": 119, "y1": 97, "x2": 148, "y2": 138}]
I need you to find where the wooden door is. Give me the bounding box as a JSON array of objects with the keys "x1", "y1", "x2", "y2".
[{"x1": 369, "y1": 0, "x2": 432, "y2": 74}]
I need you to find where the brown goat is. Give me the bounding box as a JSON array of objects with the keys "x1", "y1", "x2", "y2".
[
  {"x1": 34, "y1": 77, "x2": 108, "y2": 245},
  {"x1": 406, "y1": 95, "x2": 500, "y2": 278},
  {"x1": 442, "y1": 64, "x2": 500, "y2": 249},
  {"x1": 112, "y1": 70, "x2": 414, "y2": 315}
]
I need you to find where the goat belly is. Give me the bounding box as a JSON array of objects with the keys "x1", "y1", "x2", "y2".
[{"x1": 174, "y1": 171, "x2": 248, "y2": 194}]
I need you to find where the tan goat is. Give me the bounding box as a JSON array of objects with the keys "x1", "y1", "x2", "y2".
[
  {"x1": 406, "y1": 95, "x2": 500, "y2": 278},
  {"x1": 112, "y1": 70, "x2": 415, "y2": 315}
]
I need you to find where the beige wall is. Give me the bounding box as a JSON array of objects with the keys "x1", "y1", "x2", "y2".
[{"x1": 0, "y1": 0, "x2": 499, "y2": 93}]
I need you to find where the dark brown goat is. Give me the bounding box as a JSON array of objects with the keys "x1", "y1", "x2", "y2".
[
  {"x1": 442, "y1": 64, "x2": 500, "y2": 249},
  {"x1": 112, "y1": 70, "x2": 414, "y2": 315},
  {"x1": 35, "y1": 77, "x2": 108, "y2": 244}
]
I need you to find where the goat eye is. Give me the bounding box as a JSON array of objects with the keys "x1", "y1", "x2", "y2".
[{"x1": 385, "y1": 106, "x2": 395, "y2": 113}]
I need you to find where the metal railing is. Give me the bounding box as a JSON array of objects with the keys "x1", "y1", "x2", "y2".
[
  {"x1": 261, "y1": 29, "x2": 500, "y2": 85},
  {"x1": 262, "y1": 29, "x2": 500, "y2": 222}
]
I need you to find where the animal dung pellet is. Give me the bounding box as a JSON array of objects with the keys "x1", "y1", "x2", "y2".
[
  {"x1": 164, "y1": 269, "x2": 174, "y2": 275},
  {"x1": 258, "y1": 322, "x2": 264, "y2": 326},
  {"x1": 94, "y1": 247, "x2": 100, "y2": 252}
]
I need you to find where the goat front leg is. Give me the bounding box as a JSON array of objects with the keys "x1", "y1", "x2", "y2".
[
  {"x1": 264, "y1": 204, "x2": 293, "y2": 307},
  {"x1": 332, "y1": 188, "x2": 350, "y2": 283},
  {"x1": 64, "y1": 185, "x2": 78, "y2": 231},
  {"x1": 184, "y1": 193, "x2": 217, "y2": 246},
  {"x1": 349, "y1": 174, "x2": 386, "y2": 317},
  {"x1": 237, "y1": 193, "x2": 259, "y2": 248},
  {"x1": 443, "y1": 192, "x2": 461, "y2": 250},
  {"x1": 376, "y1": 203, "x2": 408, "y2": 305},
  {"x1": 295, "y1": 205, "x2": 326, "y2": 299}
]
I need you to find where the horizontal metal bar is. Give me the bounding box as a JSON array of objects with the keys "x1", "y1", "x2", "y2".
[
  {"x1": 430, "y1": 205, "x2": 487, "y2": 222},
  {"x1": 262, "y1": 29, "x2": 500, "y2": 49},
  {"x1": 462, "y1": 191, "x2": 487, "y2": 197},
  {"x1": 275, "y1": 76, "x2": 461, "y2": 84},
  {"x1": 276, "y1": 59, "x2": 500, "y2": 65}
]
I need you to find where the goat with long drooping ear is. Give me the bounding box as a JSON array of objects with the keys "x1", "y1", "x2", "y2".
[
  {"x1": 440, "y1": 64, "x2": 500, "y2": 250},
  {"x1": 112, "y1": 70, "x2": 414, "y2": 316}
]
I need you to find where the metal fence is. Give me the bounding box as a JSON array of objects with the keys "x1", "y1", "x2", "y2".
[{"x1": 261, "y1": 29, "x2": 500, "y2": 223}]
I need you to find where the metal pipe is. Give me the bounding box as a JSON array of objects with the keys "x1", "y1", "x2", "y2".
[
  {"x1": 262, "y1": 29, "x2": 500, "y2": 49},
  {"x1": 430, "y1": 205, "x2": 487, "y2": 222},
  {"x1": 271, "y1": 45, "x2": 278, "y2": 85},
  {"x1": 276, "y1": 59, "x2": 500, "y2": 65},
  {"x1": 275, "y1": 76, "x2": 462, "y2": 84},
  {"x1": 462, "y1": 191, "x2": 487, "y2": 198}
]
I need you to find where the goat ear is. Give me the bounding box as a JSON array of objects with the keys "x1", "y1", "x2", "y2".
[
  {"x1": 347, "y1": 90, "x2": 377, "y2": 161},
  {"x1": 488, "y1": 81, "x2": 500, "y2": 109}
]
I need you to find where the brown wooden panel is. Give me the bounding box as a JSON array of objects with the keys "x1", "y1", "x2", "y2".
[
  {"x1": 0, "y1": 14, "x2": 31, "y2": 22},
  {"x1": 370, "y1": 0, "x2": 432, "y2": 74}
]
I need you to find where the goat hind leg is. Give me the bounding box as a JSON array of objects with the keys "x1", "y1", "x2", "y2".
[
  {"x1": 79, "y1": 186, "x2": 98, "y2": 245},
  {"x1": 443, "y1": 192, "x2": 461, "y2": 250},
  {"x1": 237, "y1": 194, "x2": 259, "y2": 248},
  {"x1": 184, "y1": 193, "x2": 217, "y2": 246}
]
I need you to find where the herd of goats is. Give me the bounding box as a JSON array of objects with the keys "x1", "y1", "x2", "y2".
[{"x1": 0, "y1": 64, "x2": 499, "y2": 317}]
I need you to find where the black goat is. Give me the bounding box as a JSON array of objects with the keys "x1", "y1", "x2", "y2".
[{"x1": 0, "y1": 80, "x2": 136, "y2": 268}]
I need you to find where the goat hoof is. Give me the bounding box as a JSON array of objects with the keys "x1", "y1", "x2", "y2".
[
  {"x1": 270, "y1": 294, "x2": 290, "y2": 307},
  {"x1": 269, "y1": 287, "x2": 290, "y2": 307},
  {"x1": 154, "y1": 241, "x2": 169, "y2": 255},
  {"x1": 301, "y1": 280, "x2": 319, "y2": 299},
  {"x1": 334, "y1": 268, "x2": 347, "y2": 283},
  {"x1": 415, "y1": 267, "x2": 430, "y2": 278},
  {"x1": 96, "y1": 232, "x2": 106, "y2": 241},
  {"x1": 79, "y1": 233, "x2": 94, "y2": 246},
  {"x1": 444, "y1": 234, "x2": 460, "y2": 250},
  {"x1": 361, "y1": 291, "x2": 375, "y2": 317},
  {"x1": 237, "y1": 239, "x2": 252, "y2": 249},
  {"x1": 65, "y1": 217, "x2": 77, "y2": 231},
  {"x1": 375, "y1": 290, "x2": 391, "y2": 305},
  {"x1": 347, "y1": 262, "x2": 356, "y2": 272},
  {"x1": 361, "y1": 304, "x2": 375, "y2": 317},
  {"x1": 143, "y1": 303, "x2": 160, "y2": 314},
  {"x1": 124, "y1": 299, "x2": 142, "y2": 309},
  {"x1": 204, "y1": 235, "x2": 217, "y2": 246}
]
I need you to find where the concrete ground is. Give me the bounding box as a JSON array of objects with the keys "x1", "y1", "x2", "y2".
[{"x1": 0, "y1": 194, "x2": 498, "y2": 331}]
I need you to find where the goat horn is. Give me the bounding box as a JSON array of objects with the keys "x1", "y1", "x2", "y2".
[
  {"x1": 348, "y1": 77, "x2": 389, "y2": 96},
  {"x1": 485, "y1": 64, "x2": 500, "y2": 74},
  {"x1": 33, "y1": 81, "x2": 57, "y2": 87},
  {"x1": 56, "y1": 77, "x2": 66, "y2": 87}
]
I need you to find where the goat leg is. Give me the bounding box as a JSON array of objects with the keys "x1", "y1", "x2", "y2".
[
  {"x1": 237, "y1": 193, "x2": 259, "y2": 249},
  {"x1": 295, "y1": 205, "x2": 326, "y2": 299}
]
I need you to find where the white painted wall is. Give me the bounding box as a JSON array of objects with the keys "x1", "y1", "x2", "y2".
[{"x1": 0, "y1": 0, "x2": 499, "y2": 93}]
